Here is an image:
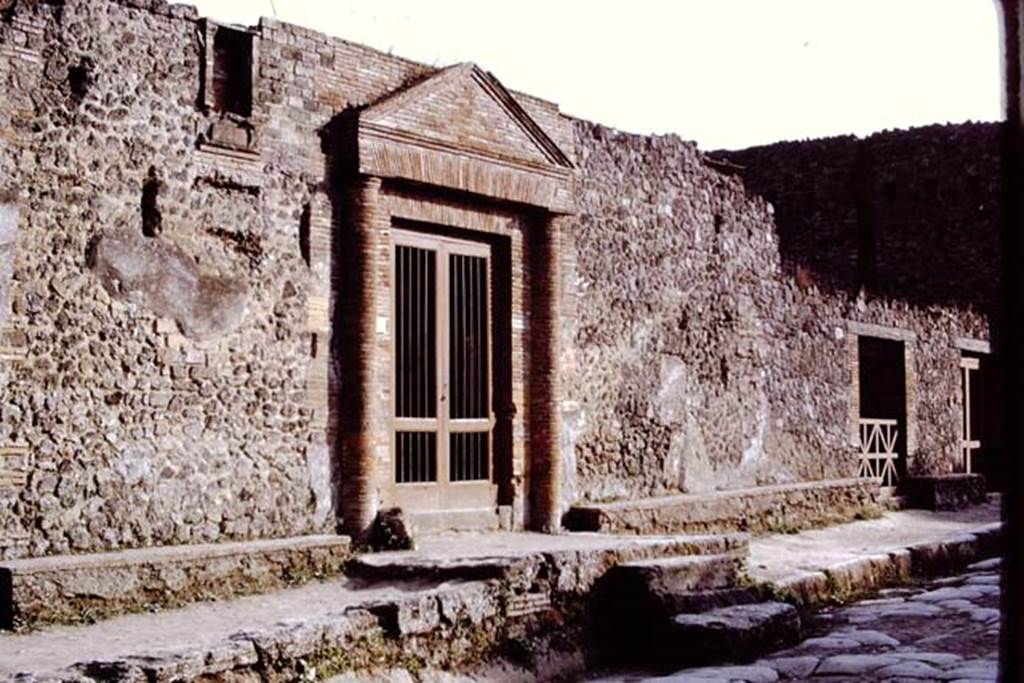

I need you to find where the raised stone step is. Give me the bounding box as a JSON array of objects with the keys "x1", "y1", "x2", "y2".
[
  {"x1": 588, "y1": 552, "x2": 750, "y2": 665},
  {"x1": 592, "y1": 589, "x2": 801, "y2": 670},
  {"x1": 564, "y1": 478, "x2": 882, "y2": 536},
  {"x1": 666, "y1": 601, "x2": 802, "y2": 666},
  {"x1": 347, "y1": 532, "x2": 749, "y2": 591},
  {"x1": 0, "y1": 534, "x2": 352, "y2": 630},
  {"x1": 662, "y1": 585, "x2": 764, "y2": 614},
  {"x1": 613, "y1": 553, "x2": 742, "y2": 595}
]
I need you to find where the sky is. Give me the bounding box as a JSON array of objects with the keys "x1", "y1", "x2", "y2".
[{"x1": 174, "y1": 0, "x2": 1005, "y2": 150}]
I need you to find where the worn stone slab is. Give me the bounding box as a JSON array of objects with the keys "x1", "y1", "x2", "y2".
[
  {"x1": 348, "y1": 531, "x2": 748, "y2": 595},
  {"x1": 565, "y1": 478, "x2": 882, "y2": 536},
  {"x1": 0, "y1": 534, "x2": 352, "y2": 629},
  {"x1": 588, "y1": 552, "x2": 753, "y2": 654},
  {"x1": 658, "y1": 664, "x2": 780, "y2": 682},
  {"x1": 0, "y1": 529, "x2": 751, "y2": 681},
  {"x1": 666, "y1": 601, "x2": 801, "y2": 667},
  {"x1": 614, "y1": 553, "x2": 741, "y2": 594},
  {"x1": 763, "y1": 655, "x2": 820, "y2": 679},
  {"x1": 748, "y1": 502, "x2": 1002, "y2": 605}
]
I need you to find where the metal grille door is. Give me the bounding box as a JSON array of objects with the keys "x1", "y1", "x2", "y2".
[
  {"x1": 449, "y1": 253, "x2": 490, "y2": 483},
  {"x1": 392, "y1": 230, "x2": 495, "y2": 513},
  {"x1": 395, "y1": 245, "x2": 437, "y2": 484}
]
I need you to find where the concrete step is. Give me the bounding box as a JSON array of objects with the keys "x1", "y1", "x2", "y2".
[{"x1": 0, "y1": 534, "x2": 352, "y2": 630}]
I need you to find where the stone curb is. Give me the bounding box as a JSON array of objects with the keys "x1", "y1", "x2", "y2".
[
  {"x1": 6, "y1": 581, "x2": 502, "y2": 683},
  {"x1": 768, "y1": 522, "x2": 1004, "y2": 606}
]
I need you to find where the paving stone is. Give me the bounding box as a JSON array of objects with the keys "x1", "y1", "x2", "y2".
[
  {"x1": 963, "y1": 574, "x2": 999, "y2": 586},
  {"x1": 837, "y1": 629, "x2": 901, "y2": 646},
  {"x1": 852, "y1": 597, "x2": 907, "y2": 607},
  {"x1": 815, "y1": 653, "x2": 902, "y2": 675},
  {"x1": 874, "y1": 660, "x2": 944, "y2": 678},
  {"x1": 878, "y1": 602, "x2": 944, "y2": 618},
  {"x1": 656, "y1": 664, "x2": 780, "y2": 682},
  {"x1": 966, "y1": 558, "x2": 1001, "y2": 572},
  {"x1": 930, "y1": 659, "x2": 999, "y2": 681},
  {"x1": 962, "y1": 607, "x2": 1000, "y2": 623},
  {"x1": 910, "y1": 586, "x2": 986, "y2": 603},
  {"x1": 761, "y1": 655, "x2": 819, "y2": 679},
  {"x1": 889, "y1": 651, "x2": 963, "y2": 666},
  {"x1": 931, "y1": 575, "x2": 967, "y2": 587},
  {"x1": 797, "y1": 636, "x2": 863, "y2": 651}
]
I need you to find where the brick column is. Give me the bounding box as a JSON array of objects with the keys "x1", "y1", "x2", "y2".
[
  {"x1": 529, "y1": 213, "x2": 567, "y2": 532},
  {"x1": 337, "y1": 175, "x2": 390, "y2": 537}
]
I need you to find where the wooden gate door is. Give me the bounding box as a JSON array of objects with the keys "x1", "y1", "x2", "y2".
[{"x1": 391, "y1": 229, "x2": 496, "y2": 514}]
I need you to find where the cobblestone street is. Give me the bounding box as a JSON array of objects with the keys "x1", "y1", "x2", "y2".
[{"x1": 620, "y1": 557, "x2": 1002, "y2": 682}]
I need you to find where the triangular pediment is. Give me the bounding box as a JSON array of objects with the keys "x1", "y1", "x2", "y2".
[{"x1": 360, "y1": 63, "x2": 573, "y2": 172}]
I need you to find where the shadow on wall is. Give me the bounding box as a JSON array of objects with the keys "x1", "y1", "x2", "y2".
[{"x1": 712, "y1": 122, "x2": 1003, "y2": 319}]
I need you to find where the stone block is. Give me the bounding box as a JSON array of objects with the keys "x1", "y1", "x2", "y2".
[
  {"x1": 565, "y1": 478, "x2": 882, "y2": 536},
  {"x1": 0, "y1": 534, "x2": 352, "y2": 629},
  {"x1": 612, "y1": 553, "x2": 741, "y2": 596},
  {"x1": 663, "y1": 602, "x2": 801, "y2": 668}
]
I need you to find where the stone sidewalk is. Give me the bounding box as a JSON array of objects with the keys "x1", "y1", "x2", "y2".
[
  {"x1": 0, "y1": 503, "x2": 1004, "y2": 681},
  {"x1": 747, "y1": 500, "x2": 1002, "y2": 604},
  {"x1": 0, "y1": 532, "x2": 736, "y2": 681},
  {"x1": 748, "y1": 500, "x2": 1000, "y2": 585}
]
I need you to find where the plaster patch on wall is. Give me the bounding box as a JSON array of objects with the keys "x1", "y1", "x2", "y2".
[
  {"x1": 306, "y1": 444, "x2": 333, "y2": 525},
  {"x1": 0, "y1": 200, "x2": 20, "y2": 327},
  {"x1": 91, "y1": 230, "x2": 249, "y2": 341},
  {"x1": 740, "y1": 403, "x2": 768, "y2": 468},
  {"x1": 560, "y1": 401, "x2": 583, "y2": 509}
]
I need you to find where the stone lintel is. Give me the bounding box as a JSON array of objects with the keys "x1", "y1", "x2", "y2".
[
  {"x1": 846, "y1": 320, "x2": 917, "y2": 343},
  {"x1": 956, "y1": 337, "x2": 992, "y2": 354}
]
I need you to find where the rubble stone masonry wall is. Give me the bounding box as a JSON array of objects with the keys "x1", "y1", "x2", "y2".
[
  {"x1": 568, "y1": 121, "x2": 997, "y2": 503},
  {"x1": 0, "y1": 0, "x2": 335, "y2": 559},
  {"x1": 0, "y1": 0, "x2": 573, "y2": 558},
  {"x1": 0, "y1": 0, "x2": 1001, "y2": 555}
]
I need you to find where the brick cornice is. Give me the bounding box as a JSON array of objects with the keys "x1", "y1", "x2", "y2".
[{"x1": 357, "y1": 63, "x2": 575, "y2": 212}]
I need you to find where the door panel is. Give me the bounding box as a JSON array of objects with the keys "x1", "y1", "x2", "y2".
[
  {"x1": 449, "y1": 252, "x2": 491, "y2": 486},
  {"x1": 391, "y1": 230, "x2": 496, "y2": 513}
]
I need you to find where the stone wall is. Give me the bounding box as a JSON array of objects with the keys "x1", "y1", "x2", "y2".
[
  {"x1": 717, "y1": 123, "x2": 1002, "y2": 318},
  {"x1": 568, "y1": 121, "x2": 996, "y2": 504},
  {"x1": 0, "y1": 0, "x2": 576, "y2": 558},
  {"x1": 718, "y1": 124, "x2": 999, "y2": 481},
  {"x1": 0, "y1": 0, "x2": 1000, "y2": 554},
  {"x1": 0, "y1": 0, "x2": 329, "y2": 559}
]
